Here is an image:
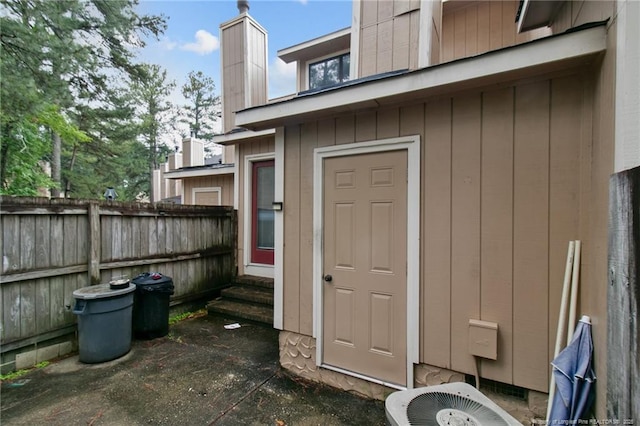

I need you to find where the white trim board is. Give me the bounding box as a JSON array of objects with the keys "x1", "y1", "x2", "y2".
[
  {"x1": 243, "y1": 152, "x2": 276, "y2": 279},
  {"x1": 192, "y1": 186, "x2": 221, "y2": 206},
  {"x1": 273, "y1": 128, "x2": 285, "y2": 330},
  {"x1": 236, "y1": 25, "x2": 606, "y2": 130},
  {"x1": 312, "y1": 135, "x2": 421, "y2": 390}
]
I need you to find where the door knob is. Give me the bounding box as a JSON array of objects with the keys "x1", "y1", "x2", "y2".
[{"x1": 323, "y1": 274, "x2": 333, "y2": 282}]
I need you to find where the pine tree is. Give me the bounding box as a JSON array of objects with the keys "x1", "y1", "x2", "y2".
[{"x1": 180, "y1": 71, "x2": 221, "y2": 155}]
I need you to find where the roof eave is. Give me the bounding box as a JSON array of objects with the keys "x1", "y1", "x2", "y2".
[
  {"x1": 164, "y1": 165, "x2": 236, "y2": 180},
  {"x1": 236, "y1": 24, "x2": 606, "y2": 131}
]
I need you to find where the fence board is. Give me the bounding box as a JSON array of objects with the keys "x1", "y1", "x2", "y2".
[
  {"x1": 1, "y1": 197, "x2": 236, "y2": 354},
  {"x1": 35, "y1": 216, "x2": 51, "y2": 269}
]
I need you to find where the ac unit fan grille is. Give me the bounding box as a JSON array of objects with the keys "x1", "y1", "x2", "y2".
[{"x1": 407, "y1": 391, "x2": 510, "y2": 426}]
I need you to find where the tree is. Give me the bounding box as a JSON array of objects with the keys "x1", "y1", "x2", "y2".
[
  {"x1": 131, "y1": 64, "x2": 176, "y2": 202},
  {"x1": 180, "y1": 71, "x2": 221, "y2": 153},
  {"x1": 0, "y1": 0, "x2": 166, "y2": 197}
]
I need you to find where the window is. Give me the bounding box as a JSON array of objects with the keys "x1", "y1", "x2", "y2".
[
  {"x1": 309, "y1": 53, "x2": 350, "y2": 90},
  {"x1": 251, "y1": 160, "x2": 275, "y2": 265}
]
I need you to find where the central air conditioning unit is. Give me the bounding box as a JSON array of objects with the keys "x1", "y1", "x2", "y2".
[{"x1": 385, "y1": 382, "x2": 523, "y2": 426}]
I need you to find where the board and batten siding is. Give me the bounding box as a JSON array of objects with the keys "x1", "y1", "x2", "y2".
[
  {"x1": 235, "y1": 137, "x2": 275, "y2": 276},
  {"x1": 182, "y1": 174, "x2": 234, "y2": 206},
  {"x1": 358, "y1": 0, "x2": 421, "y2": 78},
  {"x1": 551, "y1": 1, "x2": 616, "y2": 417},
  {"x1": 281, "y1": 72, "x2": 592, "y2": 393},
  {"x1": 441, "y1": 0, "x2": 550, "y2": 64}
]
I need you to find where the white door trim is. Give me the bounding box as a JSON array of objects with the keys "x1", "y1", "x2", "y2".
[
  {"x1": 243, "y1": 152, "x2": 275, "y2": 278},
  {"x1": 313, "y1": 135, "x2": 420, "y2": 390},
  {"x1": 274, "y1": 128, "x2": 285, "y2": 330}
]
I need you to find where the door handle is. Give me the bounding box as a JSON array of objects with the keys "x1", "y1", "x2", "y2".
[{"x1": 323, "y1": 274, "x2": 333, "y2": 283}]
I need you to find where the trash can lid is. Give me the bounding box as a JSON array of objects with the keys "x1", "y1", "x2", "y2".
[
  {"x1": 73, "y1": 283, "x2": 136, "y2": 299},
  {"x1": 132, "y1": 272, "x2": 173, "y2": 287}
]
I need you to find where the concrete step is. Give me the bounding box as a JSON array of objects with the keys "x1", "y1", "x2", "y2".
[
  {"x1": 234, "y1": 275, "x2": 274, "y2": 290},
  {"x1": 206, "y1": 299, "x2": 273, "y2": 325},
  {"x1": 221, "y1": 285, "x2": 274, "y2": 306}
]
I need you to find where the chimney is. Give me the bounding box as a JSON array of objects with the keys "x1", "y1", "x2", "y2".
[
  {"x1": 182, "y1": 137, "x2": 204, "y2": 167},
  {"x1": 220, "y1": 2, "x2": 267, "y2": 133},
  {"x1": 237, "y1": 0, "x2": 249, "y2": 14}
]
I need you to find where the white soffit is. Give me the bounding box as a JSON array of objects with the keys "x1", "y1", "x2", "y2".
[
  {"x1": 211, "y1": 128, "x2": 276, "y2": 145},
  {"x1": 278, "y1": 27, "x2": 351, "y2": 63},
  {"x1": 164, "y1": 166, "x2": 235, "y2": 180},
  {"x1": 236, "y1": 25, "x2": 606, "y2": 131},
  {"x1": 517, "y1": 0, "x2": 564, "y2": 33}
]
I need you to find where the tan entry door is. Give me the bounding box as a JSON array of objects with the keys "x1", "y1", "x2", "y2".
[{"x1": 322, "y1": 150, "x2": 408, "y2": 386}]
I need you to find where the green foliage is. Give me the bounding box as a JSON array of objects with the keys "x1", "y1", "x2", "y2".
[
  {"x1": 0, "y1": 360, "x2": 50, "y2": 381},
  {"x1": 0, "y1": 0, "x2": 168, "y2": 197},
  {"x1": 180, "y1": 71, "x2": 221, "y2": 144}
]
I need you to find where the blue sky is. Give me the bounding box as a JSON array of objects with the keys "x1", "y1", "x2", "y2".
[{"x1": 136, "y1": 0, "x2": 353, "y2": 106}]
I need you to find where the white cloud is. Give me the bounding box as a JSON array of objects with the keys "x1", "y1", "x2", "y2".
[
  {"x1": 297, "y1": 0, "x2": 308, "y2": 4},
  {"x1": 159, "y1": 36, "x2": 178, "y2": 51},
  {"x1": 269, "y1": 58, "x2": 296, "y2": 99},
  {"x1": 181, "y1": 30, "x2": 219, "y2": 55}
]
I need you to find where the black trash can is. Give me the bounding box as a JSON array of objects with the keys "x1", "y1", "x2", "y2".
[{"x1": 131, "y1": 272, "x2": 174, "y2": 339}]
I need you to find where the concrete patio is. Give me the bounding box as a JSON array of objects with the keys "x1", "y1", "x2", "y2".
[{"x1": 0, "y1": 313, "x2": 386, "y2": 425}]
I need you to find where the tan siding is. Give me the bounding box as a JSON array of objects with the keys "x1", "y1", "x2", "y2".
[
  {"x1": 335, "y1": 115, "x2": 356, "y2": 145},
  {"x1": 355, "y1": 111, "x2": 377, "y2": 142},
  {"x1": 222, "y1": 21, "x2": 245, "y2": 133},
  {"x1": 547, "y1": 75, "x2": 583, "y2": 380},
  {"x1": 512, "y1": 80, "x2": 550, "y2": 392},
  {"x1": 182, "y1": 174, "x2": 234, "y2": 206},
  {"x1": 450, "y1": 94, "x2": 482, "y2": 375},
  {"x1": 392, "y1": 13, "x2": 411, "y2": 71},
  {"x1": 423, "y1": 98, "x2": 452, "y2": 368},
  {"x1": 283, "y1": 126, "x2": 301, "y2": 332},
  {"x1": 282, "y1": 73, "x2": 593, "y2": 394},
  {"x1": 480, "y1": 87, "x2": 514, "y2": 383},
  {"x1": 248, "y1": 22, "x2": 267, "y2": 105},
  {"x1": 359, "y1": 3, "x2": 421, "y2": 78},
  {"x1": 547, "y1": 8, "x2": 616, "y2": 413},
  {"x1": 299, "y1": 122, "x2": 317, "y2": 336},
  {"x1": 441, "y1": 1, "x2": 550, "y2": 63}
]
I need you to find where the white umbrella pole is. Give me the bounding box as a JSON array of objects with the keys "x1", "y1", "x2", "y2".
[
  {"x1": 567, "y1": 240, "x2": 582, "y2": 344},
  {"x1": 546, "y1": 241, "x2": 576, "y2": 421}
]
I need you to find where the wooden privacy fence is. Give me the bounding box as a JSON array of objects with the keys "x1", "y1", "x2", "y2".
[{"x1": 0, "y1": 196, "x2": 236, "y2": 356}]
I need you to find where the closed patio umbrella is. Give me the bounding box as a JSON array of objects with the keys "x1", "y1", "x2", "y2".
[{"x1": 548, "y1": 315, "x2": 596, "y2": 423}]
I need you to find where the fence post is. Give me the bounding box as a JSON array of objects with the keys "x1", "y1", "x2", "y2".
[
  {"x1": 88, "y1": 202, "x2": 101, "y2": 284},
  {"x1": 607, "y1": 166, "x2": 640, "y2": 421}
]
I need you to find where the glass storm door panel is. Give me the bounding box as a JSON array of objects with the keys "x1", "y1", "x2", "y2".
[{"x1": 251, "y1": 160, "x2": 275, "y2": 265}]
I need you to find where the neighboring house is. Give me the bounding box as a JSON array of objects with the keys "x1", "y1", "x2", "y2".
[
  {"x1": 154, "y1": 137, "x2": 235, "y2": 206},
  {"x1": 214, "y1": 0, "x2": 639, "y2": 419}
]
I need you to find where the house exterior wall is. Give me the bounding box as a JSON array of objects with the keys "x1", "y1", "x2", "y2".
[
  {"x1": 182, "y1": 174, "x2": 234, "y2": 206},
  {"x1": 358, "y1": 0, "x2": 422, "y2": 77},
  {"x1": 441, "y1": 0, "x2": 550, "y2": 63},
  {"x1": 221, "y1": 16, "x2": 267, "y2": 134},
  {"x1": 235, "y1": 137, "x2": 275, "y2": 276},
  {"x1": 281, "y1": 69, "x2": 595, "y2": 394},
  {"x1": 551, "y1": 0, "x2": 617, "y2": 418}
]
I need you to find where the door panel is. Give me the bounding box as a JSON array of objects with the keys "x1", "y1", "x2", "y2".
[
  {"x1": 322, "y1": 150, "x2": 407, "y2": 386},
  {"x1": 251, "y1": 160, "x2": 275, "y2": 264}
]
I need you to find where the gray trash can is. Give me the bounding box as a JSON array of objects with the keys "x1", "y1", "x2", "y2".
[{"x1": 73, "y1": 283, "x2": 135, "y2": 363}]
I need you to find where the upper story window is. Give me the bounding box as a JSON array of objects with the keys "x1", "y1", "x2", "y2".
[{"x1": 309, "y1": 53, "x2": 350, "y2": 90}]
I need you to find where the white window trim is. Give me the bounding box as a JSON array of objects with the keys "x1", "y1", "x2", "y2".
[
  {"x1": 305, "y1": 49, "x2": 351, "y2": 91},
  {"x1": 312, "y1": 135, "x2": 421, "y2": 390},
  {"x1": 243, "y1": 152, "x2": 276, "y2": 279},
  {"x1": 192, "y1": 186, "x2": 221, "y2": 205}
]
